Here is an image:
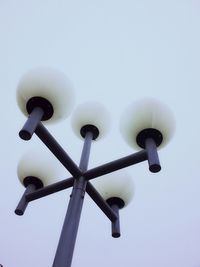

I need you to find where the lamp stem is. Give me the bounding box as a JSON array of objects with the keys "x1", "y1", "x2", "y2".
[
  {"x1": 145, "y1": 138, "x2": 161, "y2": 173},
  {"x1": 111, "y1": 204, "x2": 121, "y2": 238},
  {"x1": 19, "y1": 107, "x2": 44, "y2": 140},
  {"x1": 15, "y1": 184, "x2": 36, "y2": 216},
  {"x1": 52, "y1": 131, "x2": 93, "y2": 267},
  {"x1": 79, "y1": 131, "x2": 93, "y2": 172}
]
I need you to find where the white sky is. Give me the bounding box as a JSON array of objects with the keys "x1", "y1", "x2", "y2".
[{"x1": 1, "y1": 0, "x2": 200, "y2": 266}]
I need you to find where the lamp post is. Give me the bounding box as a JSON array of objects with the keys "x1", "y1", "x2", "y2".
[{"x1": 15, "y1": 68, "x2": 175, "y2": 267}]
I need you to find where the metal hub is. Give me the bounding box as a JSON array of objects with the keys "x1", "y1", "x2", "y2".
[
  {"x1": 26, "y1": 96, "x2": 54, "y2": 120},
  {"x1": 136, "y1": 128, "x2": 163, "y2": 148},
  {"x1": 23, "y1": 176, "x2": 44, "y2": 189},
  {"x1": 106, "y1": 197, "x2": 125, "y2": 209},
  {"x1": 80, "y1": 124, "x2": 99, "y2": 140}
]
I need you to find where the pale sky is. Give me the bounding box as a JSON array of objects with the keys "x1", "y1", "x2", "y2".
[{"x1": 1, "y1": 0, "x2": 200, "y2": 266}]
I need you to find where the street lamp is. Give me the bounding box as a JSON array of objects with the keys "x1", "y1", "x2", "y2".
[{"x1": 15, "y1": 67, "x2": 175, "y2": 267}]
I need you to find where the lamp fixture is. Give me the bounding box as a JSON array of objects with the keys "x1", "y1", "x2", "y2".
[{"x1": 15, "y1": 67, "x2": 175, "y2": 267}]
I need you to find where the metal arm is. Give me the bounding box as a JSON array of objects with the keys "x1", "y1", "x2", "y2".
[
  {"x1": 84, "y1": 150, "x2": 147, "y2": 180},
  {"x1": 35, "y1": 122, "x2": 82, "y2": 177},
  {"x1": 86, "y1": 182, "x2": 118, "y2": 222},
  {"x1": 26, "y1": 177, "x2": 74, "y2": 202}
]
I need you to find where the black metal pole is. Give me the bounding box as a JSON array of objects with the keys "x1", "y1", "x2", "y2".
[
  {"x1": 19, "y1": 107, "x2": 44, "y2": 140},
  {"x1": 52, "y1": 131, "x2": 93, "y2": 267},
  {"x1": 145, "y1": 138, "x2": 161, "y2": 173},
  {"x1": 15, "y1": 184, "x2": 36, "y2": 215}
]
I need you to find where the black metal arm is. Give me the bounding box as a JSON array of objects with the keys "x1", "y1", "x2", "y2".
[
  {"x1": 26, "y1": 177, "x2": 74, "y2": 202},
  {"x1": 86, "y1": 182, "x2": 118, "y2": 222},
  {"x1": 35, "y1": 122, "x2": 82, "y2": 178},
  {"x1": 84, "y1": 150, "x2": 148, "y2": 180}
]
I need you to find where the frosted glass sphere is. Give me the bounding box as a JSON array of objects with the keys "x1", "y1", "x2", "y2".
[
  {"x1": 17, "y1": 150, "x2": 61, "y2": 187},
  {"x1": 120, "y1": 98, "x2": 175, "y2": 149},
  {"x1": 16, "y1": 67, "x2": 75, "y2": 123},
  {"x1": 92, "y1": 171, "x2": 134, "y2": 207},
  {"x1": 71, "y1": 102, "x2": 111, "y2": 140}
]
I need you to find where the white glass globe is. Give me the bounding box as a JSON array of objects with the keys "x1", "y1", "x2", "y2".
[
  {"x1": 17, "y1": 149, "x2": 62, "y2": 187},
  {"x1": 16, "y1": 67, "x2": 75, "y2": 123},
  {"x1": 71, "y1": 101, "x2": 111, "y2": 140},
  {"x1": 120, "y1": 98, "x2": 175, "y2": 149},
  {"x1": 92, "y1": 171, "x2": 134, "y2": 208}
]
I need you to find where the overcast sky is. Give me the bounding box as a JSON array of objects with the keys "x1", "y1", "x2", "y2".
[{"x1": 1, "y1": 0, "x2": 200, "y2": 266}]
